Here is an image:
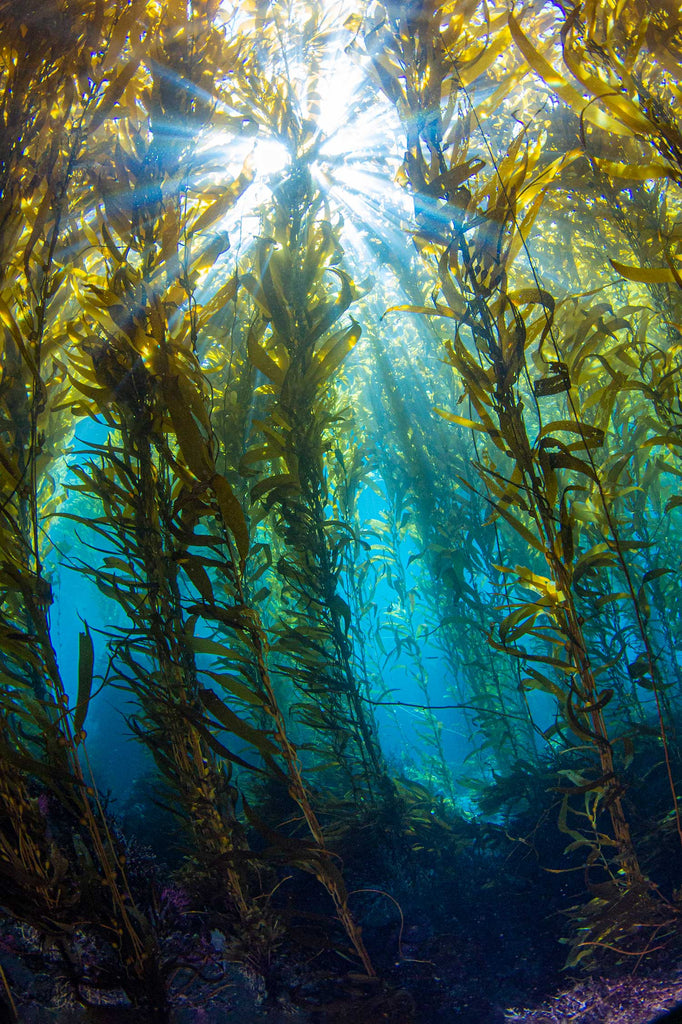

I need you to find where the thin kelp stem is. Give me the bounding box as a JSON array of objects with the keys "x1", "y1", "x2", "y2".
[
  {"x1": 367, "y1": 0, "x2": 651, "y2": 888},
  {"x1": 446, "y1": 47, "x2": 682, "y2": 855},
  {"x1": 241, "y1": 149, "x2": 388, "y2": 799}
]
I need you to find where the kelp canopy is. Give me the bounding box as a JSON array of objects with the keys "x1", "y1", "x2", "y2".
[{"x1": 1, "y1": 0, "x2": 682, "y2": 1019}]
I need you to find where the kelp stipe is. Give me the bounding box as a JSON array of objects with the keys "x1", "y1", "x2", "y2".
[
  {"x1": 62, "y1": 1, "x2": 378, "y2": 981},
  {"x1": 364, "y1": 487, "x2": 455, "y2": 801},
  {"x1": 362, "y1": 0, "x2": 682, "y2": 964},
  {"x1": 0, "y1": 2, "x2": 177, "y2": 1016},
  {"x1": 504, "y1": 0, "x2": 682, "y2": 865},
  {"x1": 62, "y1": 2, "x2": 279, "y2": 970},
  {"x1": 238, "y1": 137, "x2": 388, "y2": 801}
]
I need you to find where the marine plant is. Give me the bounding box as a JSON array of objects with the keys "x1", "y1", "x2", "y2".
[
  {"x1": 0, "y1": 1, "x2": 177, "y2": 1015},
  {"x1": 229, "y1": 11, "x2": 391, "y2": 805},
  {"x1": 2, "y1": 0, "x2": 682, "y2": 1016},
  {"x1": 361, "y1": 0, "x2": 682, "y2": 961},
  {"x1": 60, "y1": 0, "x2": 377, "y2": 982}
]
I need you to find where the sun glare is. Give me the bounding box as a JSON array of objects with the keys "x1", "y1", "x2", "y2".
[{"x1": 202, "y1": 0, "x2": 406, "y2": 258}]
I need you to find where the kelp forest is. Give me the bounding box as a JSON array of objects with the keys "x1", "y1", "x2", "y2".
[{"x1": 2, "y1": 0, "x2": 682, "y2": 1021}]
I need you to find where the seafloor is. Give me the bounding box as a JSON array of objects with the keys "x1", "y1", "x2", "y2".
[
  {"x1": 2, "y1": 946, "x2": 682, "y2": 1024},
  {"x1": 3, "y1": 739, "x2": 681, "y2": 1024}
]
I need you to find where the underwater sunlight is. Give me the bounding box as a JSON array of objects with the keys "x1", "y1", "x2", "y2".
[{"x1": 2, "y1": 0, "x2": 682, "y2": 1021}]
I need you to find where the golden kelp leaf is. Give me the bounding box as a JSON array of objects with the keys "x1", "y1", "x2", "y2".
[
  {"x1": 163, "y1": 377, "x2": 214, "y2": 480},
  {"x1": 257, "y1": 244, "x2": 293, "y2": 337},
  {"x1": 199, "y1": 275, "x2": 238, "y2": 322},
  {"x1": 521, "y1": 668, "x2": 566, "y2": 701},
  {"x1": 101, "y1": 221, "x2": 125, "y2": 264},
  {"x1": 211, "y1": 473, "x2": 250, "y2": 563},
  {"x1": 513, "y1": 565, "x2": 561, "y2": 600},
  {"x1": 438, "y1": 252, "x2": 468, "y2": 316},
  {"x1": 66, "y1": 374, "x2": 114, "y2": 408},
  {"x1": 594, "y1": 158, "x2": 673, "y2": 180},
  {"x1": 384, "y1": 303, "x2": 460, "y2": 319},
  {"x1": 190, "y1": 231, "x2": 230, "y2": 273},
  {"x1": 487, "y1": 634, "x2": 575, "y2": 672},
  {"x1": 23, "y1": 186, "x2": 54, "y2": 276},
  {"x1": 538, "y1": 420, "x2": 604, "y2": 449},
  {"x1": 189, "y1": 165, "x2": 255, "y2": 236},
  {"x1": 573, "y1": 545, "x2": 618, "y2": 585},
  {"x1": 305, "y1": 268, "x2": 354, "y2": 345},
  {"x1": 516, "y1": 149, "x2": 582, "y2": 212},
  {"x1": 459, "y1": 32, "x2": 508, "y2": 89},
  {"x1": 486, "y1": 502, "x2": 546, "y2": 553},
  {"x1": 300, "y1": 219, "x2": 334, "y2": 294},
  {"x1": 434, "y1": 408, "x2": 487, "y2": 431},
  {"x1": 247, "y1": 328, "x2": 286, "y2": 385},
  {"x1": 308, "y1": 320, "x2": 361, "y2": 386},
  {"x1": 0, "y1": 296, "x2": 27, "y2": 348},
  {"x1": 609, "y1": 258, "x2": 679, "y2": 283},
  {"x1": 560, "y1": 34, "x2": 656, "y2": 134},
  {"x1": 508, "y1": 14, "x2": 632, "y2": 136},
  {"x1": 499, "y1": 604, "x2": 542, "y2": 643}
]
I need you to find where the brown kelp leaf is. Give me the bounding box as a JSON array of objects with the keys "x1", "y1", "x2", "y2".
[
  {"x1": 211, "y1": 473, "x2": 249, "y2": 563},
  {"x1": 204, "y1": 670, "x2": 263, "y2": 707},
  {"x1": 74, "y1": 624, "x2": 94, "y2": 741},
  {"x1": 178, "y1": 554, "x2": 214, "y2": 603},
  {"x1": 534, "y1": 363, "x2": 571, "y2": 397},
  {"x1": 538, "y1": 420, "x2": 605, "y2": 450},
  {"x1": 89, "y1": 58, "x2": 142, "y2": 133},
  {"x1": 251, "y1": 473, "x2": 300, "y2": 501},
  {"x1": 164, "y1": 377, "x2": 214, "y2": 480},
  {"x1": 101, "y1": 0, "x2": 148, "y2": 72},
  {"x1": 199, "y1": 687, "x2": 279, "y2": 756}
]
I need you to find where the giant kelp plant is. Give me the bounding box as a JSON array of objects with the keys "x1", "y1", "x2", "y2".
[{"x1": 2, "y1": 1, "x2": 682, "y2": 1022}]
